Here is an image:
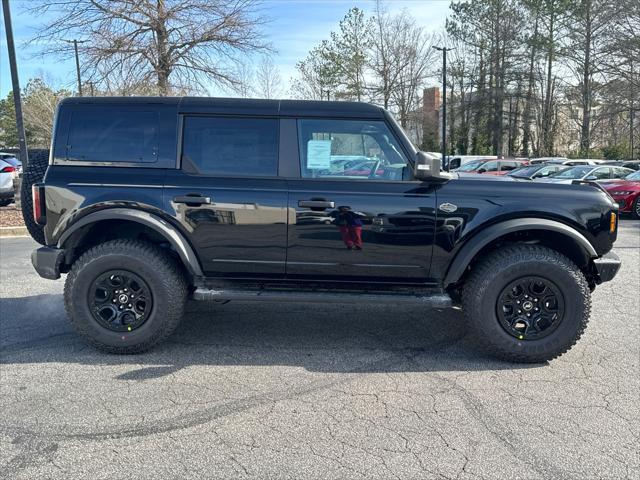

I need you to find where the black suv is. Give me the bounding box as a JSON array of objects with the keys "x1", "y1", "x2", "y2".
[{"x1": 26, "y1": 97, "x2": 621, "y2": 362}]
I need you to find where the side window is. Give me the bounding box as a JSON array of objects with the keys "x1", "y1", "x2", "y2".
[
  {"x1": 481, "y1": 161, "x2": 499, "y2": 172},
  {"x1": 501, "y1": 162, "x2": 518, "y2": 171},
  {"x1": 67, "y1": 109, "x2": 159, "y2": 163},
  {"x1": 297, "y1": 119, "x2": 409, "y2": 181},
  {"x1": 182, "y1": 116, "x2": 278, "y2": 176},
  {"x1": 590, "y1": 168, "x2": 611, "y2": 180},
  {"x1": 612, "y1": 168, "x2": 630, "y2": 179}
]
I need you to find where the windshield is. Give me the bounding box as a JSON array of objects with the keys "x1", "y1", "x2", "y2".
[
  {"x1": 457, "y1": 160, "x2": 486, "y2": 172},
  {"x1": 549, "y1": 166, "x2": 593, "y2": 179},
  {"x1": 1, "y1": 156, "x2": 20, "y2": 166},
  {"x1": 626, "y1": 170, "x2": 640, "y2": 180}
]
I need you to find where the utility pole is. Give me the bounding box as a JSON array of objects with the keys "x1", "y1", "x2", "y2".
[
  {"x1": 63, "y1": 39, "x2": 88, "y2": 96},
  {"x1": 2, "y1": 0, "x2": 29, "y2": 169},
  {"x1": 433, "y1": 45, "x2": 453, "y2": 170}
]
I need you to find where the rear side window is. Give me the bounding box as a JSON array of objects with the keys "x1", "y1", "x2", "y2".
[
  {"x1": 182, "y1": 116, "x2": 278, "y2": 176},
  {"x1": 67, "y1": 110, "x2": 159, "y2": 163}
]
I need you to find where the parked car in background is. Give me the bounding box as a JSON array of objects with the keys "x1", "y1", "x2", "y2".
[
  {"x1": 457, "y1": 159, "x2": 528, "y2": 175},
  {"x1": 620, "y1": 160, "x2": 640, "y2": 171},
  {"x1": 0, "y1": 156, "x2": 21, "y2": 206},
  {"x1": 602, "y1": 170, "x2": 640, "y2": 219},
  {"x1": 538, "y1": 165, "x2": 634, "y2": 184},
  {"x1": 529, "y1": 157, "x2": 567, "y2": 165},
  {"x1": 447, "y1": 155, "x2": 497, "y2": 170},
  {"x1": 507, "y1": 164, "x2": 568, "y2": 180},
  {"x1": 534, "y1": 158, "x2": 606, "y2": 166}
]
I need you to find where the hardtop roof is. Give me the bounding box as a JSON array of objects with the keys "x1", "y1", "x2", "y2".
[{"x1": 59, "y1": 96, "x2": 386, "y2": 118}]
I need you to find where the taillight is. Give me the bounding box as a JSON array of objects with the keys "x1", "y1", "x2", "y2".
[
  {"x1": 1, "y1": 166, "x2": 15, "y2": 173},
  {"x1": 32, "y1": 184, "x2": 46, "y2": 225}
]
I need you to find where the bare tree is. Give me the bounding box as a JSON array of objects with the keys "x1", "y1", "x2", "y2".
[
  {"x1": 28, "y1": 0, "x2": 270, "y2": 96},
  {"x1": 255, "y1": 56, "x2": 282, "y2": 99},
  {"x1": 389, "y1": 14, "x2": 436, "y2": 128}
]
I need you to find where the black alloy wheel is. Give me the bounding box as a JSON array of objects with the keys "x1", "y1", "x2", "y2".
[
  {"x1": 89, "y1": 270, "x2": 153, "y2": 332},
  {"x1": 496, "y1": 276, "x2": 565, "y2": 340}
]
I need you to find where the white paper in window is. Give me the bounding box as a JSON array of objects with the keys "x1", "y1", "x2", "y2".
[{"x1": 306, "y1": 140, "x2": 331, "y2": 169}]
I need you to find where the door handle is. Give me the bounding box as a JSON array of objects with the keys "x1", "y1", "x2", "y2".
[
  {"x1": 173, "y1": 195, "x2": 211, "y2": 205},
  {"x1": 299, "y1": 200, "x2": 335, "y2": 209}
]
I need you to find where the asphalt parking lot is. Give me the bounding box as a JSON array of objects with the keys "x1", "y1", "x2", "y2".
[{"x1": 1, "y1": 220, "x2": 638, "y2": 479}]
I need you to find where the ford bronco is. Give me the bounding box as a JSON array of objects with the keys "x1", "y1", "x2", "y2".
[{"x1": 25, "y1": 97, "x2": 621, "y2": 362}]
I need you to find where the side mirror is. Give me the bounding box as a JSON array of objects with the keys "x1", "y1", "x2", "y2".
[
  {"x1": 477, "y1": 168, "x2": 486, "y2": 174},
  {"x1": 585, "y1": 175, "x2": 597, "y2": 181},
  {"x1": 414, "y1": 152, "x2": 442, "y2": 181}
]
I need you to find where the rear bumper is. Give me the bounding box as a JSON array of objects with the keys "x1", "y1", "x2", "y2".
[
  {"x1": 31, "y1": 246, "x2": 65, "y2": 280},
  {"x1": 592, "y1": 251, "x2": 621, "y2": 283}
]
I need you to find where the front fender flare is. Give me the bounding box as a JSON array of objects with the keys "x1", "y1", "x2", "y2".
[
  {"x1": 443, "y1": 218, "x2": 597, "y2": 287},
  {"x1": 57, "y1": 208, "x2": 203, "y2": 277}
]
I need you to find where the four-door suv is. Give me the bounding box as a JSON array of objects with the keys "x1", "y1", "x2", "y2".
[{"x1": 26, "y1": 97, "x2": 621, "y2": 362}]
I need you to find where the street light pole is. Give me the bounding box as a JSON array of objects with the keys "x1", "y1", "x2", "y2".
[
  {"x1": 63, "y1": 39, "x2": 88, "y2": 96},
  {"x1": 433, "y1": 45, "x2": 453, "y2": 170},
  {"x1": 2, "y1": 0, "x2": 28, "y2": 168}
]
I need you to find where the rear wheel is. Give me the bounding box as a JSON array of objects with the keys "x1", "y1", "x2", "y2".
[
  {"x1": 20, "y1": 149, "x2": 50, "y2": 245},
  {"x1": 64, "y1": 240, "x2": 187, "y2": 354},
  {"x1": 462, "y1": 245, "x2": 590, "y2": 363}
]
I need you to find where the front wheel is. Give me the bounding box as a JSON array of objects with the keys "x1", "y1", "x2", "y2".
[
  {"x1": 64, "y1": 240, "x2": 187, "y2": 354},
  {"x1": 462, "y1": 245, "x2": 591, "y2": 363},
  {"x1": 632, "y1": 196, "x2": 640, "y2": 220}
]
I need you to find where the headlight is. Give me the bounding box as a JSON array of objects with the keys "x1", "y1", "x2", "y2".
[{"x1": 610, "y1": 191, "x2": 634, "y2": 195}]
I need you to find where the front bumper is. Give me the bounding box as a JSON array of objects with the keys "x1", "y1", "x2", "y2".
[
  {"x1": 31, "y1": 247, "x2": 65, "y2": 280},
  {"x1": 592, "y1": 251, "x2": 621, "y2": 283}
]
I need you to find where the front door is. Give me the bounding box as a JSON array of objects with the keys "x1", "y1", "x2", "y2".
[{"x1": 286, "y1": 118, "x2": 437, "y2": 283}]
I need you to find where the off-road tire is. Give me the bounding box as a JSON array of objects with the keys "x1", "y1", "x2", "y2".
[
  {"x1": 20, "y1": 149, "x2": 50, "y2": 245},
  {"x1": 462, "y1": 244, "x2": 591, "y2": 363},
  {"x1": 64, "y1": 240, "x2": 187, "y2": 354}
]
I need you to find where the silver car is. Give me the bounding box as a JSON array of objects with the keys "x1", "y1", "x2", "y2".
[
  {"x1": 0, "y1": 156, "x2": 22, "y2": 206},
  {"x1": 538, "y1": 165, "x2": 634, "y2": 185}
]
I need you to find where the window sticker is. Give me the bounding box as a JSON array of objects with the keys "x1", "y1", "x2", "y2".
[{"x1": 306, "y1": 139, "x2": 332, "y2": 169}]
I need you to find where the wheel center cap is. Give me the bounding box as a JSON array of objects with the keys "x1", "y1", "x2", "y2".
[
  {"x1": 118, "y1": 294, "x2": 129, "y2": 304},
  {"x1": 522, "y1": 300, "x2": 534, "y2": 311}
]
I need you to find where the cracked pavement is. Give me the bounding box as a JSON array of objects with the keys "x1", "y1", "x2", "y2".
[{"x1": 1, "y1": 220, "x2": 638, "y2": 479}]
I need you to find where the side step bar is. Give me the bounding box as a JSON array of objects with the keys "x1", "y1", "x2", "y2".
[{"x1": 193, "y1": 288, "x2": 452, "y2": 308}]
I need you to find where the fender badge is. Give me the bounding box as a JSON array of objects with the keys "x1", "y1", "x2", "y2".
[{"x1": 439, "y1": 202, "x2": 458, "y2": 213}]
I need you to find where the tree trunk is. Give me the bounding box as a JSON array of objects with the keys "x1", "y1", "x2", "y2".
[
  {"x1": 522, "y1": 1, "x2": 540, "y2": 156},
  {"x1": 155, "y1": 0, "x2": 171, "y2": 96},
  {"x1": 579, "y1": 0, "x2": 593, "y2": 157},
  {"x1": 542, "y1": 10, "x2": 555, "y2": 156}
]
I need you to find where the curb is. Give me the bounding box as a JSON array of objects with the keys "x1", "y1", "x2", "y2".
[{"x1": 0, "y1": 225, "x2": 28, "y2": 237}]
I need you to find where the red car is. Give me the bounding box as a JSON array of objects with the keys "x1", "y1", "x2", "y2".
[
  {"x1": 602, "y1": 170, "x2": 640, "y2": 219},
  {"x1": 457, "y1": 159, "x2": 529, "y2": 175}
]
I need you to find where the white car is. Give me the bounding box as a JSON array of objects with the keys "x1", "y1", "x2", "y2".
[
  {"x1": 537, "y1": 165, "x2": 634, "y2": 184},
  {"x1": 0, "y1": 156, "x2": 21, "y2": 206}
]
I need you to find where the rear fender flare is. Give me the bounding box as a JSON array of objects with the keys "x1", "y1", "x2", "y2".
[
  {"x1": 443, "y1": 218, "x2": 597, "y2": 287},
  {"x1": 58, "y1": 208, "x2": 203, "y2": 277}
]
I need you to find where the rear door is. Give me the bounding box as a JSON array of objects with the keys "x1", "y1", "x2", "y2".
[
  {"x1": 285, "y1": 117, "x2": 437, "y2": 283},
  {"x1": 165, "y1": 115, "x2": 288, "y2": 277}
]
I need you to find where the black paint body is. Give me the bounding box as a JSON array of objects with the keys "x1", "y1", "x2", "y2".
[{"x1": 39, "y1": 97, "x2": 619, "y2": 289}]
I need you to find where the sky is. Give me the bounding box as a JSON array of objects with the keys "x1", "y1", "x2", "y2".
[{"x1": 0, "y1": 0, "x2": 452, "y2": 97}]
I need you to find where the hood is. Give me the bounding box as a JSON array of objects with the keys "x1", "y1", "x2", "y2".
[{"x1": 602, "y1": 179, "x2": 640, "y2": 191}]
